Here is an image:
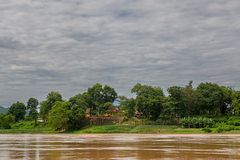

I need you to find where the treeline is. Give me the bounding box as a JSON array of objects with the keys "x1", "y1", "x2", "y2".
[
  {"x1": 1, "y1": 83, "x2": 117, "y2": 131},
  {"x1": 121, "y1": 81, "x2": 240, "y2": 120},
  {"x1": 1, "y1": 81, "x2": 240, "y2": 131}
]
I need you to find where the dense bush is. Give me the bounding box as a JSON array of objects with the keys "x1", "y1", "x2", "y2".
[
  {"x1": 201, "y1": 117, "x2": 240, "y2": 133},
  {"x1": 226, "y1": 117, "x2": 240, "y2": 126},
  {"x1": 156, "y1": 118, "x2": 179, "y2": 125},
  {"x1": 202, "y1": 128, "x2": 212, "y2": 133},
  {"x1": 48, "y1": 101, "x2": 87, "y2": 131},
  {"x1": 11, "y1": 121, "x2": 37, "y2": 129},
  {"x1": 180, "y1": 117, "x2": 215, "y2": 128},
  {"x1": 48, "y1": 102, "x2": 70, "y2": 131},
  {"x1": 212, "y1": 116, "x2": 229, "y2": 123},
  {"x1": 0, "y1": 114, "x2": 15, "y2": 129},
  {"x1": 213, "y1": 122, "x2": 240, "y2": 133}
]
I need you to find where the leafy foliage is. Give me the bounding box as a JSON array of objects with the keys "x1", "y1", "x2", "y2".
[
  {"x1": 48, "y1": 101, "x2": 70, "y2": 131},
  {"x1": 121, "y1": 98, "x2": 136, "y2": 118},
  {"x1": 2, "y1": 81, "x2": 240, "y2": 133},
  {"x1": 86, "y1": 83, "x2": 117, "y2": 114},
  {"x1": 131, "y1": 83, "x2": 164, "y2": 120},
  {"x1": 0, "y1": 114, "x2": 15, "y2": 129},
  {"x1": 27, "y1": 98, "x2": 39, "y2": 124},
  {"x1": 40, "y1": 91, "x2": 63, "y2": 122},
  {"x1": 196, "y1": 83, "x2": 229, "y2": 115},
  {"x1": 8, "y1": 102, "x2": 26, "y2": 122},
  {"x1": 180, "y1": 117, "x2": 215, "y2": 128},
  {"x1": 68, "y1": 105, "x2": 86, "y2": 130},
  {"x1": 48, "y1": 100, "x2": 87, "y2": 131}
]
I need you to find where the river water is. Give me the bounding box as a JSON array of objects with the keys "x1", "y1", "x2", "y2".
[{"x1": 0, "y1": 134, "x2": 239, "y2": 160}]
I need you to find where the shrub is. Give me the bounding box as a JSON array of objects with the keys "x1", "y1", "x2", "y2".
[
  {"x1": 142, "y1": 119, "x2": 157, "y2": 125},
  {"x1": 156, "y1": 118, "x2": 179, "y2": 125},
  {"x1": 0, "y1": 114, "x2": 15, "y2": 129},
  {"x1": 202, "y1": 128, "x2": 212, "y2": 133},
  {"x1": 11, "y1": 120, "x2": 36, "y2": 129},
  {"x1": 213, "y1": 122, "x2": 239, "y2": 133},
  {"x1": 48, "y1": 102, "x2": 70, "y2": 131},
  {"x1": 212, "y1": 116, "x2": 228, "y2": 123},
  {"x1": 226, "y1": 117, "x2": 240, "y2": 126},
  {"x1": 180, "y1": 117, "x2": 215, "y2": 128}
]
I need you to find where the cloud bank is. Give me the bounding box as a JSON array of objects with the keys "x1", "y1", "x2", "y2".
[{"x1": 0, "y1": 0, "x2": 240, "y2": 106}]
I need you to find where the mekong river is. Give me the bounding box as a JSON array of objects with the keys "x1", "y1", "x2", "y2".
[{"x1": 0, "y1": 134, "x2": 240, "y2": 159}]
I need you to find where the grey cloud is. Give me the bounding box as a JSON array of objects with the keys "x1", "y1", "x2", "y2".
[
  {"x1": 0, "y1": 37, "x2": 23, "y2": 49},
  {"x1": 0, "y1": 0, "x2": 240, "y2": 106}
]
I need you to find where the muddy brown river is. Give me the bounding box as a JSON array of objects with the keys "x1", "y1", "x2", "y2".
[{"x1": 0, "y1": 134, "x2": 240, "y2": 160}]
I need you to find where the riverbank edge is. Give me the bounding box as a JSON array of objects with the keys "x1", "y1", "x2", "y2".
[{"x1": 1, "y1": 124, "x2": 240, "y2": 134}]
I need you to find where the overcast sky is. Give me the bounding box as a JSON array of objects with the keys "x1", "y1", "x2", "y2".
[{"x1": 0, "y1": 0, "x2": 240, "y2": 106}]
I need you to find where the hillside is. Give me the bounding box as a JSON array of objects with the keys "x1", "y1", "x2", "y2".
[{"x1": 0, "y1": 106, "x2": 8, "y2": 114}]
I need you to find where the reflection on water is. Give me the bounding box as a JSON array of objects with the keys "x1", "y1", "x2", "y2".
[{"x1": 0, "y1": 134, "x2": 240, "y2": 160}]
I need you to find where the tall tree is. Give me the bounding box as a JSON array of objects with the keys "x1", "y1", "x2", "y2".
[
  {"x1": 69, "y1": 93, "x2": 88, "y2": 109},
  {"x1": 132, "y1": 83, "x2": 164, "y2": 120},
  {"x1": 48, "y1": 101, "x2": 70, "y2": 131},
  {"x1": 121, "y1": 98, "x2": 136, "y2": 118},
  {"x1": 196, "y1": 82, "x2": 227, "y2": 115},
  {"x1": 167, "y1": 86, "x2": 185, "y2": 118},
  {"x1": 8, "y1": 101, "x2": 26, "y2": 122},
  {"x1": 68, "y1": 105, "x2": 86, "y2": 130},
  {"x1": 86, "y1": 83, "x2": 117, "y2": 114},
  {"x1": 27, "y1": 98, "x2": 39, "y2": 124},
  {"x1": 230, "y1": 90, "x2": 240, "y2": 115},
  {"x1": 183, "y1": 81, "x2": 202, "y2": 116},
  {"x1": 68, "y1": 93, "x2": 87, "y2": 129},
  {"x1": 220, "y1": 86, "x2": 232, "y2": 115},
  {"x1": 40, "y1": 91, "x2": 63, "y2": 122}
]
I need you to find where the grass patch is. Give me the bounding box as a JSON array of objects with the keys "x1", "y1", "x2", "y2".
[
  {"x1": 130, "y1": 125, "x2": 176, "y2": 133},
  {"x1": 1, "y1": 120, "x2": 239, "y2": 134},
  {"x1": 0, "y1": 128, "x2": 56, "y2": 134},
  {"x1": 70, "y1": 125, "x2": 204, "y2": 134},
  {"x1": 0, "y1": 121, "x2": 56, "y2": 134},
  {"x1": 71, "y1": 125, "x2": 136, "y2": 134}
]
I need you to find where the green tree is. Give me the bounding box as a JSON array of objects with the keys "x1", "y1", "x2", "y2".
[
  {"x1": 48, "y1": 101, "x2": 70, "y2": 131},
  {"x1": 220, "y1": 86, "x2": 232, "y2": 115},
  {"x1": 121, "y1": 98, "x2": 136, "y2": 118},
  {"x1": 183, "y1": 81, "x2": 202, "y2": 116},
  {"x1": 160, "y1": 97, "x2": 176, "y2": 120},
  {"x1": 167, "y1": 81, "x2": 202, "y2": 117},
  {"x1": 132, "y1": 83, "x2": 164, "y2": 120},
  {"x1": 68, "y1": 93, "x2": 87, "y2": 129},
  {"x1": 103, "y1": 102, "x2": 114, "y2": 113},
  {"x1": 231, "y1": 90, "x2": 240, "y2": 115},
  {"x1": 102, "y1": 85, "x2": 118, "y2": 103},
  {"x1": 167, "y1": 86, "x2": 185, "y2": 118},
  {"x1": 27, "y1": 98, "x2": 39, "y2": 124},
  {"x1": 196, "y1": 82, "x2": 227, "y2": 116},
  {"x1": 8, "y1": 102, "x2": 26, "y2": 122},
  {"x1": 40, "y1": 91, "x2": 63, "y2": 122},
  {"x1": 0, "y1": 114, "x2": 15, "y2": 129},
  {"x1": 86, "y1": 83, "x2": 117, "y2": 114},
  {"x1": 68, "y1": 105, "x2": 86, "y2": 130},
  {"x1": 69, "y1": 93, "x2": 88, "y2": 109}
]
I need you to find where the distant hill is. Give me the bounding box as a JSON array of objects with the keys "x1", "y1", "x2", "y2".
[{"x1": 0, "y1": 106, "x2": 8, "y2": 114}]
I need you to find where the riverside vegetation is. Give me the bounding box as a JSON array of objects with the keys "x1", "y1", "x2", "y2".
[{"x1": 1, "y1": 81, "x2": 240, "y2": 134}]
